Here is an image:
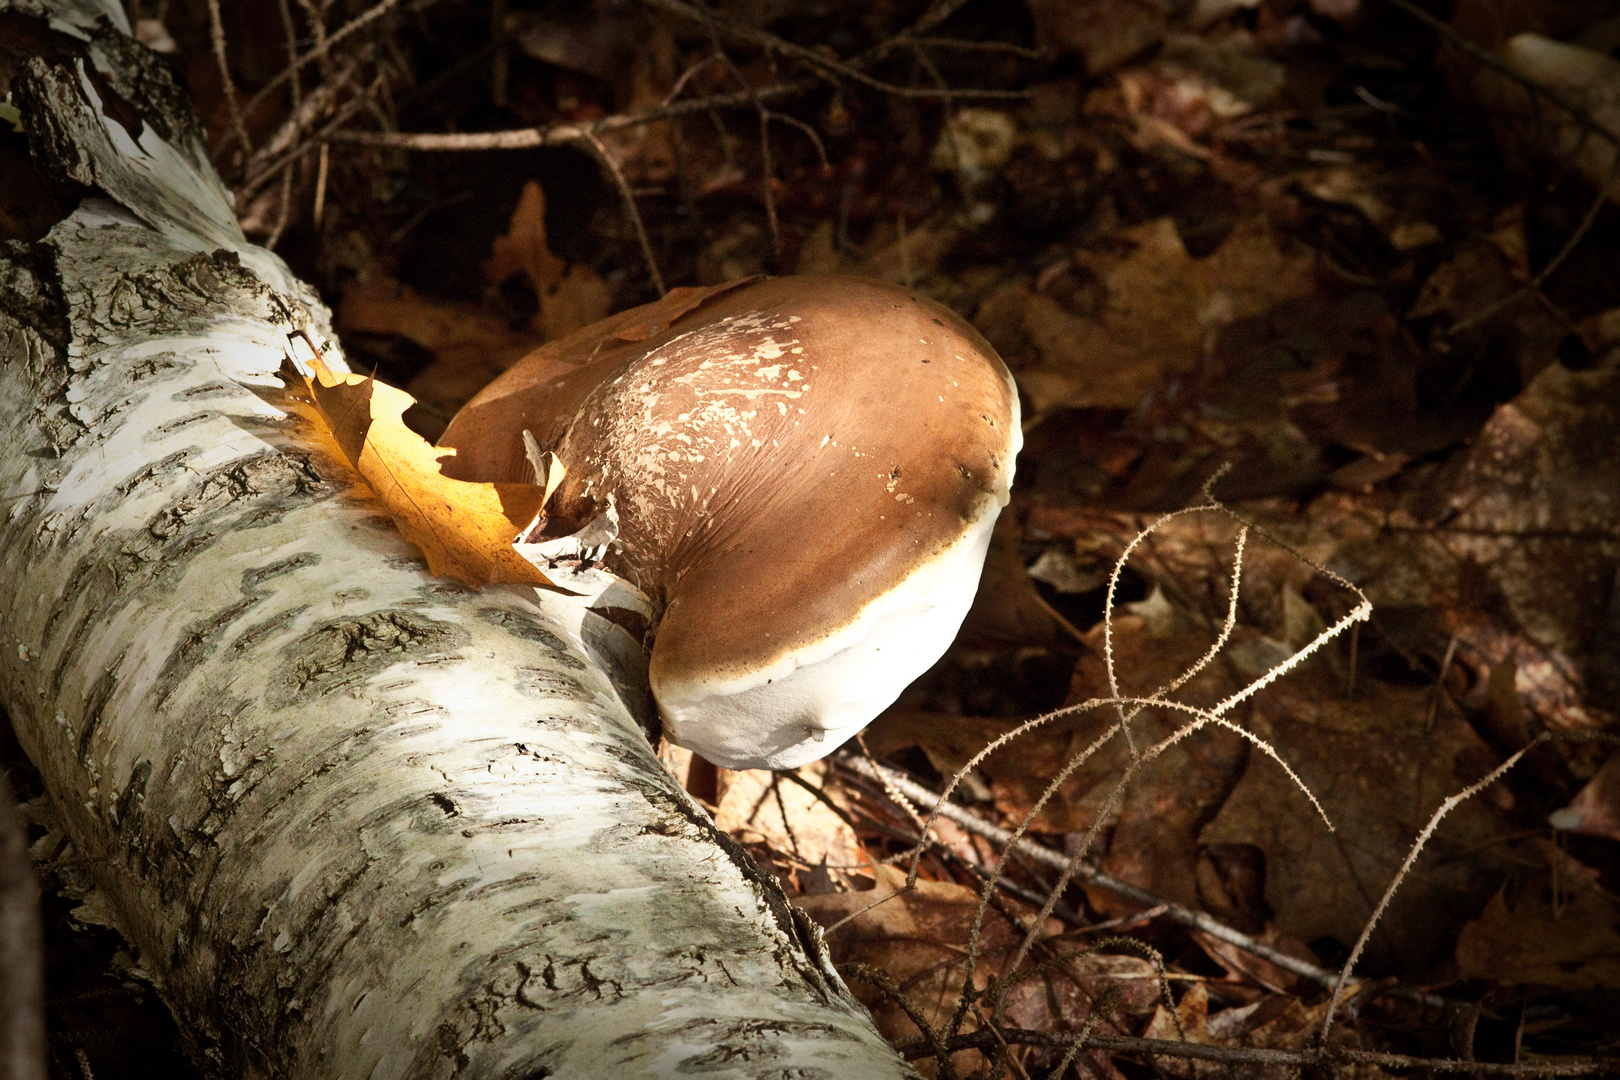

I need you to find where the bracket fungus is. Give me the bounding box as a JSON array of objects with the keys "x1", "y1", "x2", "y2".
[{"x1": 441, "y1": 275, "x2": 1020, "y2": 769}]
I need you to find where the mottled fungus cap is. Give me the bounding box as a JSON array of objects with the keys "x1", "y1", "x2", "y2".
[{"x1": 441, "y1": 275, "x2": 1021, "y2": 769}]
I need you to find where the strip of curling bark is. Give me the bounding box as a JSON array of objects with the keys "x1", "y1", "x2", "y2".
[{"x1": 0, "y1": 3, "x2": 916, "y2": 1077}]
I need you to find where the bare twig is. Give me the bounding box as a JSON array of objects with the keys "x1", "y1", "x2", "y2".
[
  {"x1": 1425, "y1": 633, "x2": 1460, "y2": 734},
  {"x1": 582, "y1": 132, "x2": 667, "y2": 297},
  {"x1": 228, "y1": 0, "x2": 421, "y2": 154},
  {"x1": 265, "y1": 166, "x2": 295, "y2": 250},
  {"x1": 849, "y1": 757, "x2": 1343, "y2": 989},
  {"x1": 205, "y1": 0, "x2": 252, "y2": 159},
  {"x1": 328, "y1": 80, "x2": 818, "y2": 151},
  {"x1": 276, "y1": 0, "x2": 304, "y2": 113},
  {"x1": 313, "y1": 141, "x2": 329, "y2": 228},
  {"x1": 1448, "y1": 147, "x2": 1620, "y2": 337},
  {"x1": 896, "y1": 1027, "x2": 1615, "y2": 1074},
  {"x1": 846, "y1": 757, "x2": 1453, "y2": 1020},
  {"x1": 245, "y1": 51, "x2": 365, "y2": 184},
  {"x1": 686, "y1": 2, "x2": 783, "y2": 256},
  {"x1": 239, "y1": 76, "x2": 390, "y2": 202},
  {"x1": 636, "y1": 0, "x2": 1027, "y2": 101},
  {"x1": 1386, "y1": 0, "x2": 1620, "y2": 149}
]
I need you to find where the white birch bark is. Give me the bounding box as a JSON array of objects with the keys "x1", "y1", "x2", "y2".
[{"x1": 0, "y1": 4, "x2": 916, "y2": 1077}]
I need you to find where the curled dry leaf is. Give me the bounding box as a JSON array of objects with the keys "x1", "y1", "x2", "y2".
[{"x1": 299, "y1": 355, "x2": 552, "y2": 588}]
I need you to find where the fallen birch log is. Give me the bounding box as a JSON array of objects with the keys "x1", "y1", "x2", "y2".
[{"x1": 0, "y1": 3, "x2": 913, "y2": 1076}]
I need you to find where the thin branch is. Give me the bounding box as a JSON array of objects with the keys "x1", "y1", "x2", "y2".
[
  {"x1": 582, "y1": 132, "x2": 667, "y2": 297},
  {"x1": 266, "y1": 166, "x2": 294, "y2": 250},
  {"x1": 244, "y1": 51, "x2": 365, "y2": 185},
  {"x1": 843, "y1": 757, "x2": 1451, "y2": 1019},
  {"x1": 227, "y1": 0, "x2": 421, "y2": 155},
  {"x1": 327, "y1": 80, "x2": 818, "y2": 150},
  {"x1": 635, "y1": 0, "x2": 1028, "y2": 101},
  {"x1": 896, "y1": 1027, "x2": 1616, "y2": 1074},
  {"x1": 239, "y1": 76, "x2": 390, "y2": 202},
  {"x1": 205, "y1": 0, "x2": 252, "y2": 159},
  {"x1": 276, "y1": 0, "x2": 304, "y2": 112},
  {"x1": 1448, "y1": 147, "x2": 1620, "y2": 337},
  {"x1": 1387, "y1": 0, "x2": 1620, "y2": 148},
  {"x1": 685, "y1": 1, "x2": 783, "y2": 256}
]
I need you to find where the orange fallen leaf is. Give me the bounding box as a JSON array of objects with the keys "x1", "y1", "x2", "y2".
[{"x1": 301, "y1": 354, "x2": 551, "y2": 588}]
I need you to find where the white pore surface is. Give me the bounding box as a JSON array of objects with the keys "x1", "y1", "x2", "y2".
[{"x1": 656, "y1": 500, "x2": 1002, "y2": 770}]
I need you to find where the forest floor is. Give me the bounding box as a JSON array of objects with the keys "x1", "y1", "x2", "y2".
[{"x1": 4, "y1": 0, "x2": 1620, "y2": 1076}]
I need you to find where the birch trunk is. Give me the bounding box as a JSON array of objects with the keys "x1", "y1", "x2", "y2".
[{"x1": 0, "y1": 4, "x2": 915, "y2": 1077}]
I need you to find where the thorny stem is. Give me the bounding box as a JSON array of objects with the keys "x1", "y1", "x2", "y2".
[{"x1": 1317, "y1": 734, "x2": 1552, "y2": 1042}]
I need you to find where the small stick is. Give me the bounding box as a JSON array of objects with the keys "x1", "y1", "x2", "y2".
[
  {"x1": 635, "y1": 0, "x2": 1027, "y2": 102},
  {"x1": 582, "y1": 132, "x2": 667, "y2": 297},
  {"x1": 276, "y1": 0, "x2": 304, "y2": 112},
  {"x1": 1424, "y1": 634, "x2": 1459, "y2": 733},
  {"x1": 848, "y1": 756, "x2": 1451, "y2": 1016},
  {"x1": 313, "y1": 142, "x2": 330, "y2": 228},
  {"x1": 205, "y1": 0, "x2": 253, "y2": 160},
  {"x1": 1448, "y1": 148, "x2": 1620, "y2": 337},
  {"x1": 229, "y1": 0, "x2": 419, "y2": 151},
  {"x1": 266, "y1": 167, "x2": 295, "y2": 250}
]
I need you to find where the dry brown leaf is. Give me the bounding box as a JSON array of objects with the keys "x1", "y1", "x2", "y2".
[
  {"x1": 713, "y1": 762, "x2": 867, "y2": 872},
  {"x1": 994, "y1": 215, "x2": 1316, "y2": 415},
  {"x1": 484, "y1": 180, "x2": 614, "y2": 340},
  {"x1": 1199, "y1": 671, "x2": 1515, "y2": 973},
  {"x1": 1456, "y1": 856, "x2": 1620, "y2": 991},
  {"x1": 796, "y1": 865, "x2": 1153, "y2": 1078},
  {"x1": 301, "y1": 355, "x2": 551, "y2": 588},
  {"x1": 337, "y1": 278, "x2": 544, "y2": 420}
]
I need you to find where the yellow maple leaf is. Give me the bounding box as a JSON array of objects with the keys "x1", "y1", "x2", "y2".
[{"x1": 300, "y1": 354, "x2": 551, "y2": 588}]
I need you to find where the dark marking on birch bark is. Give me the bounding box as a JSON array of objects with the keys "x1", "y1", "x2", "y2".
[
  {"x1": 81, "y1": 23, "x2": 201, "y2": 147},
  {"x1": 512, "y1": 667, "x2": 587, "y2": 701},
  {"x1": 153, "y1": 597, "x2": 260, "y2": 713},
  {"x1": 240, "y1": 552, "x2": 320, "y2": 592},
  {"x1": 270, "y1": 611, "x2": 466, "y2": 707},
  {"x1": 477, "y1": 609, "x2": 586, "y2": 670},
  {"x1": 116, "y1": 448, "x2": 193, "y2": 495},
  {"x1": 111, "y1": 757, "x2": 151, "y2": 834},
  {"x1": 77, "y1": 657, "x2": 123, "y2": 764}
]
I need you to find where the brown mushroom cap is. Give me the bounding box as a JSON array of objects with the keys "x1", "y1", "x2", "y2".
[{"x1": 441, "y1": 275, "x2": 1020, "y2": 768}]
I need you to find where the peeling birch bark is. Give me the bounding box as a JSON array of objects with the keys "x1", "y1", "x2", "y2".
[{"x1": 0, "y1": 4, "x2": 916, "y2": 1077}]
